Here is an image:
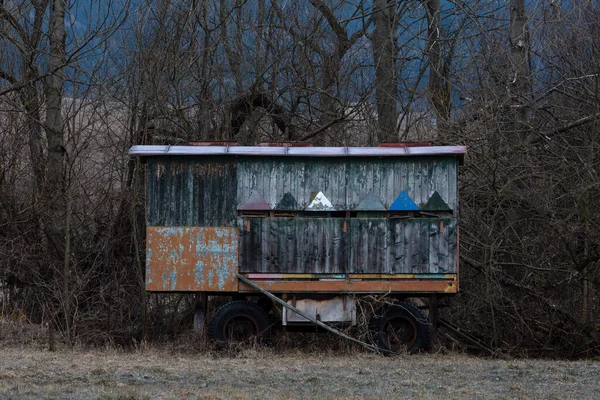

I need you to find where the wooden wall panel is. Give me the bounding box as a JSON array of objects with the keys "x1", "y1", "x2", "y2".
[
  {"x1": 237, "y1": 158, "x2": 347, "y2": 210},
  {"x1": 345, "y1": 157, "x2": 458, "y2": 212},
  {"x1": 146, "y1": 157, "x2": 237, "y2": 226},
  {"x1": 239, "y1": 218, "x2": 348, "y2": 273},
  {"x1": 239, "y1": 217, "x2": 458, "y2": 274}
]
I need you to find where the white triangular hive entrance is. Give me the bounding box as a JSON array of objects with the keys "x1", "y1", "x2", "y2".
[{"x1": 306, "y1": 191, "x2": 335, "y2": 211}]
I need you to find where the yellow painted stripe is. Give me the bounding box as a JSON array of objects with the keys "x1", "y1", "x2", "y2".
[{"x1": 243, "y1": 273, "x2": 457, "y2": 280}]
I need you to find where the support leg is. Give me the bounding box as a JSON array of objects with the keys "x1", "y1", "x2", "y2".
[
  {"x1": 429, "y1": 294, "x2": 439, "y2": 350},
  {"x1": 193, "y1": 292, "x2": 208, "y2": 333}
]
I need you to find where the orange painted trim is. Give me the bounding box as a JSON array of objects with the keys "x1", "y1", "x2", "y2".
[{"x1": 238, "y1": 279, "x2": 457, "y2": 294}]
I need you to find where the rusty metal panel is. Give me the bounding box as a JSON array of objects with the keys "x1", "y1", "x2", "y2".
[
  {"x1": 282, "y1": 296, "x2": 356, "y2": 325},
  {"x1": 146, "y1": 227, "x2": 238, "y2": 292}
]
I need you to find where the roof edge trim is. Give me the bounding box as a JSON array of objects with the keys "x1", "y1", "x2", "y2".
[{"x1": 128, "y1": 145, "x2": 466, "y2": 158}]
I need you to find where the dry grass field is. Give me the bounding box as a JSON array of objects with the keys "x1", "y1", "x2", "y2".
[
  {"x1": 0, "y1": 345, "x2": 599, "y2": 400},
  {"x1": 0, "y1": 320, "x2": 599, "y2": 399}
]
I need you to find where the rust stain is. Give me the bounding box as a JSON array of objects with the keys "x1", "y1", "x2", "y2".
[
  {"x1": 238, "y1": 279, "x2": 457, "y2": 294},
  {"x1": 146, "y1": 227, "x2": 238, "y2": 292},
  {"x1": 257, "y1": 142, "x2": 314, "y2": 147},
  {"x1": 439, "y1": 219, "x2": 444, "y2": 233},
  {"x1": 378, "y1": 142, "x2": 434, "y2": 147}
]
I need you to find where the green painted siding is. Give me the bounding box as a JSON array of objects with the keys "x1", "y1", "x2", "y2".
[
  {"x1": 237, "y1": 158, "x2": 347, "y2": 210},
  {"x1": 238, "y1": 217, "x2": 348, "y2": 274},
  {"x1": 344, "y1": 157, "x2": 457, "y2": 212},
  {"x1": 236, "y1": 156, "x2": 457, "y2": 212},
  {"x1": 146, "y1": 156, "x2": 237, "y2": 226},
  {"x1": 238, "y1": 217, "x2": 457, "y2": 274}
]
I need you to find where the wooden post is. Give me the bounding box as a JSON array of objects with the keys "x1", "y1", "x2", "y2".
[
  {"x1": 429, "y1": 295, "x2": 439, "y2": 350},
  {"x1": 193, "y1": 292, "x2": 208, "y2": 333}
]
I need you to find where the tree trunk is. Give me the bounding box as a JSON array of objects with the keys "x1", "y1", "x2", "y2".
[
  {"x1": 371, "y1": 0, "x2": 399, "y2": 142},
  {"x1": 22, "y1": 78, "x2": 45, "y2": 200},
  {"x1": 424, "y1": 0, "x2": 450, "y2": 134},
  {"x1": 45, "y1": 0, "x2": 67, "y2": 336},
  {"x1": 509, "y1": 0, "x2": 530, "y2": 140},
  {"x1": 45, "y1": 0, "x2": 66, "y2": 237}
]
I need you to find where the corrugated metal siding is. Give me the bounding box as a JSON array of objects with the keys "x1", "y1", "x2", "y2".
[
  {"x1": 238, "y1": 217, "x2": 457, "y2": 274},
  {"x1": 146, "y1": 157, "x2": 237, "y2": 226}
]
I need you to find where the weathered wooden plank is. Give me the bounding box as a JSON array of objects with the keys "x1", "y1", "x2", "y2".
[
  {"x1": 239, "y1": 218, "x2": 348, "y2": 274},
  {"x1": 389, "y1": 221, "x2": 405, "y2": 273},
  {"x1": 235, "y1": 156, "x2": 458, "y2": 212},
  {"x1": 146, "y1": 157, "x2": 237, "y2": 226},
  {"x1": 349, "y1": 218, "x2": 388, "y2": 273},
  {"x1": 428, "y1": 219, "x2": 440, "y2": 273},
  {"x1": 240, "y1": 217, "x2": 457, "y2": 275},
  {"x1": 345, "y1": 157, "x2": 457, "y2": 211},
  {"x1": 237, "y1": 158, "x2": 346, "y2": 211}
]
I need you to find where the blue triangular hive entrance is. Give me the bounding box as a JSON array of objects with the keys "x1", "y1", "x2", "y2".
[
  {"x1": 390, "y1": 190, "x2": 419, "y2": 211},
  {"x1": 356, "y1": 192, "x2": 386, "y2": 211}
]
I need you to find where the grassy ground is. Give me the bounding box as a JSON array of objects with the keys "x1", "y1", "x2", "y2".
[{"x1": 0, "y1": 344, "x2": 599, "y2": 400}]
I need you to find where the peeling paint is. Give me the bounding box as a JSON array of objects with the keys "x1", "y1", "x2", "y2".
[
  {"x1": 146, "y1": 227, "x2": 238, "y2": 292},
  {"x1": 169, "y1": 270, "x2": 177, "y2": 291},
  {"x1": 306, "y1": 191, "x2": 335, "y2": 211}
]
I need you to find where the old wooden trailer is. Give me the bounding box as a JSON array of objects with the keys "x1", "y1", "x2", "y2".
[{"x1": 129, "y1": 143, "x2": 466, "y2": 352}]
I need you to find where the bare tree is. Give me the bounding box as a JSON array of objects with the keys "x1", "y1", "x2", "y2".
[{"x1": 371, "y1": 0, "x2": 398, "y2": 142}]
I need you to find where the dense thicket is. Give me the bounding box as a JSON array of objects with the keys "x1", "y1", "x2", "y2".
[{"x1": 0, "y1": 0, "x2": 598, "y2": 356}]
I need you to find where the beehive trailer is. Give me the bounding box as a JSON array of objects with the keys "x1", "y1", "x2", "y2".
[{"x1": 129, "y1": 143, "x2": 466, "y2": 352}]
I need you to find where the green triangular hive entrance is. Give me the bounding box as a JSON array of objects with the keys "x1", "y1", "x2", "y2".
[
  {"x1": 423, "y1": 191, "x2": 451, "y2": 211},
  {"x1": 275, "y1": 192, "x2": 299, "y2": 210},
  {"x1": 356, "y1": 192, "x2": 386, "y2": 211}
]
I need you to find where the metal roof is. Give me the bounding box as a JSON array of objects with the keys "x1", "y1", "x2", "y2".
[{"x1": 128, "y1": 145, "x2": 466, "y2": 158}]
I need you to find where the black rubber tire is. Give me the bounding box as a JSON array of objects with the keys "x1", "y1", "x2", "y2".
[
  {"x1": 208, "y1": 300, "x2": 271, "y2": 344},
  {"x1": 370, "y1": 302, "x2": 432, "y2": 354}
]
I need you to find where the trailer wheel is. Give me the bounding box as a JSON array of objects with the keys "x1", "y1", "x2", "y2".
[
  {"x1": 208, "y1": 300, "x2": 271, "y2": 344},
  {"x1": 370, "y1": 302, "x2": 431, "y2": 354}
]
